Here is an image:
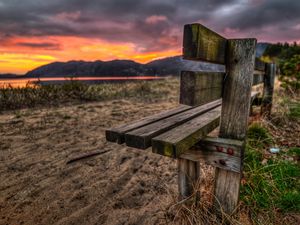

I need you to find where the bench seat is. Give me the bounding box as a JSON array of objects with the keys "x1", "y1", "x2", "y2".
[{"x1": 106, "y1": 91, "x2": 260, "y2": 158}]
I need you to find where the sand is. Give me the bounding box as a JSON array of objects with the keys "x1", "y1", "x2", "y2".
[
  {"x1": 0, "y1": 97, "x2": 202, "y2": 225},
  {"x1": 2, "y1": 79, "x2": 297, "y2": 225}
]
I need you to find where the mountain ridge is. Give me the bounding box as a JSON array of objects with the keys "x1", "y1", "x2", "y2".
[
  {"x1": 3, "y1": 43, "x2": 269, "y2": 78},
  {"x1": 24, "y1": 56, "x2": 225, "y2": 78}
]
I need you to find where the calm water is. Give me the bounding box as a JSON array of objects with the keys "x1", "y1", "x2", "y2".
[{"x1": 0, "y1": 76, "x2": 163, "y2": 88}]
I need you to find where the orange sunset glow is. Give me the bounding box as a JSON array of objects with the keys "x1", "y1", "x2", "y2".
[
  {"x1": 0, "y1": 36, "x2": 181, "y2": 74},
  {"x1": 1, "y1": 0, "x2": 299, "y2": 75}
]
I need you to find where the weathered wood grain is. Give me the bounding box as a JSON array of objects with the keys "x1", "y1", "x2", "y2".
[
  {"x1": 183, "y1": 23, "x2": 227, "y2": 64},
  {"x1": 125, "y1": 99, "x2": 222, "y2": 149},
  {"x1": 152, "y1": 106, "x2": 221, "y2": 158},
  {"x1": 180, "y1": 137, "x2": 244, "y2": 173},
  {"x1": 107, "y1": 89, "x2": 257, "y2": 147},
  {"x1": 180, "y1": 71, "x2": 224, "y2": 106},
  {"x1": 214, "y1": 38, "x2": 256, "y2": 214},
  {"x1": 261, "y1": 63, "x2": 276, "y2": 117},
  {"x1": 183, "y1": 23, "x2": 263, "y2": 73},
  {"x1": 198, "y1": 137, "x2": 244, "y2": 158},
  {"x1": 219, "y1": 39, "x2": 256, "y2": 139},
  {"x1": 178, "y1": 159, "x2": 200, "y2": 199},
  {"x1": 106, "y1": 104, "x2": 192, "y2": 143},
  {"x1": 181, "y1": 150, "x2": 241, "y2": 173}
]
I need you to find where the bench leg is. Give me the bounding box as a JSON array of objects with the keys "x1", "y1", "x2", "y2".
[
  {"x1": 214, "y1": 169, "x2": 241, "y2": 214},
  {"x1": 261, "y1": 63, "x2": 276, "y2": 117},
  {"x1": 178, "y1": 158, "x2": 200, "y2": 200},
  {"x1": 213, "y1": 38, "x2": 256, "y2": 214}
]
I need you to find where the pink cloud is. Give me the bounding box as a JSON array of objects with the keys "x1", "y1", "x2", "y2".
[
  {"x1": 145, "y1": 15, "x2": 168, "y2": 24},
  {"x1": 55, "y1": 11, "x2": 81, "y2": 21}
]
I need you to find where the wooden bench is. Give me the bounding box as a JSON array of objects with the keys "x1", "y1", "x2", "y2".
[{"x1": 106, "y1": 23, "x2": 276, "y2": 214}]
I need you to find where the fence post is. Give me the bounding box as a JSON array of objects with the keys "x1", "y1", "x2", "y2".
[
  {"x1": 178, "y1": 158, "x2": 200, "y2": 200},
  {"x1": 213, "y1": 39, "x2": 256, "y2": 214},
  {"x1": 261, "y1": 63, "x2": 276, "y2": 117}
]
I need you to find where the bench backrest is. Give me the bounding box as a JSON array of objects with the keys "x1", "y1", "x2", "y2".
[{"x1": 180, "y1": 23, "x2": 270, "y2": 108}]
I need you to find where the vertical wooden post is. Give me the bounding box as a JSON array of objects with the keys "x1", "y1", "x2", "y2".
[
  {"x1": 261, "y1": 63, "x2": 276, "y2": 117},
  {"x1": 214, "y1": 39, "x2": 256, "y2": 214},
  {"x1": 178, "y1": 158, "x2": 200, "y2": 199}
]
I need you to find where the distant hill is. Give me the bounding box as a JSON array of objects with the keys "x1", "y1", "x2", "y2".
[
  {"x1": 24, "y1": 43, "x2": 266, "y2": 78},
  {"x1": 25, "y1": 56, "x2": 224, "y2": 78},
  {"x1": 0, "y1": 73, "x2": 20, "y2": 79},
  {"x1": 256, "y1": 43, "x2": 270, "y2": 57}
]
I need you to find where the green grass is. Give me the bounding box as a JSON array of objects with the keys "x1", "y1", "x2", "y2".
[
  {"x1": 241, "y1": 123, "x2": 300, "y2": 219},
  {"x1": 288, "y1": 147, "x2": 300, "y2": 157},
  {"x1": 247, "y1": 123, "x2": 273, "y2": 148},
  {"x1": 276, "y1": 96, "x2": 300, "y2": 121},
  {"x1": 288, "y1": 102, "x2": 300, "y2": 119}
]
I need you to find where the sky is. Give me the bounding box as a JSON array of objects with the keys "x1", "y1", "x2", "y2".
[{"x1": 0, "y1": 0, "x2": 300, "y2": 74}]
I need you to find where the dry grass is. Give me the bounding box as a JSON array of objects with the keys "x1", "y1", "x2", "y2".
[
  {"x1": 262, "y1": 88, "x2": 300, "y2": 147},
  {"x1": 0, "y1": 77, "x2": 179, "y2": 112}
]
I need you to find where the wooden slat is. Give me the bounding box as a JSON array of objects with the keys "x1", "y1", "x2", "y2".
[
  {"x1": 180, "y1": 71, "x2": 224, "y2": 106},
  {"x1": 180, "y1": 137, "x2": 244, "y2": 173},
  {"x1": 183, "y1": 23, "x2": 227, "y2": 64},
  {"x1": 124, "y1": 99, "x2": 222, "y2": 149},
  {"x1": 106, "y1": 104, "x2": 192, "y2": 144},
  {"x1": 252, "y1": 73, "x2": 264, "y2": 86},
  {"x1": 181, "y1": 150, "x2": 241, "y2": 173},
  {"x1": 197, "y1": 137, "x2": 244, "y2": 158},
  {"x1": 152, "y1": 107, "x2": 221, "y2": 158},
  {"x1": 152, "y1": 91, "x2": 257, "y2": 157},
  {"x1": 254, "y1": 58, "x2": 266, "y2": 71},
  {"x1": 108, "y1": 90, "x2": 257, "y2": 146},
  {"x1": 183, "y1": 24, "x2": 264, "y2": 73}
]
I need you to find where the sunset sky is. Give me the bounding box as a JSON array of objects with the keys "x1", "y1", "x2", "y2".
[{"x1": 0, "y1": 0, "x2": 300, "y2": 74}]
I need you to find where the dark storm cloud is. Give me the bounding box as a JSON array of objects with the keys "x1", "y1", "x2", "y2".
[
  {"x1": 0, "y1": 0, "x2": 299, "y2": 52},
  {"x1": 218, "y1": 0, "x2": 300, "y2": 30},
  {"x1": 16, "y1": 42, "x2": 61, "y2": 50}
]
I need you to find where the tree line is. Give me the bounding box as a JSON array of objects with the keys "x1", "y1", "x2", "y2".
[{"x1": 263, "y1": 42, "x2": 300, "y2": 92}]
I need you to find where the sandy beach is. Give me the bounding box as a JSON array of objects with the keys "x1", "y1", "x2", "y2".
[
  {"x1": 0, "y1": 98, "x2": 181, "y2": 225},
  {"x1": 0, "y1": 77, "x2": 219, "y2": 225}
]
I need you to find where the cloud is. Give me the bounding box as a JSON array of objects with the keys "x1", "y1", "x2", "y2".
[
  {"x1": 16, "y1": 42, "x2": 61, "y2": 50},
  {"x1": 0, "y1": 0, "x2": 299, "y2": 54},
  {"x1": 220, "y1": 0, "x2": 300, "y2": 30},
  {"x1": 0, "y1": 0, "x2": 238, "y2": 53},
  {"x1": 211, "y1": 0, "x2": 300, "y2": 42},
  {"x1": 145, "y1": 15, "x2": 168, "y2": 24}
]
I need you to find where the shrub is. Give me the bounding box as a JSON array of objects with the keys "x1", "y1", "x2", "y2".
[{"x1": 280, "y1": 54, "x2": 300, "y2": 92}]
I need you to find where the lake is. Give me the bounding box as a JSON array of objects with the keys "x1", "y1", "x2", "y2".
[{"x1": 0, "y1": 76, "x2": 164, "y2": 88}]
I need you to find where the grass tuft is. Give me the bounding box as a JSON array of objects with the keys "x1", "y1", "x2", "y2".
[
  {"x1": 241, "y1": 123, "x2": 300, "y2": 223},
  {"x1": 288, "y1": 102, "x2": 300, "y2": 119},
  {"x1": 0, "y1": 78, "x2": 179, "y2": 111},
  {"x1": 247, "y1": 123, "x2": 273, "y2": 148},
  {"x1": 288, "y1": 147, "x2": 300, "y2": 157}
]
